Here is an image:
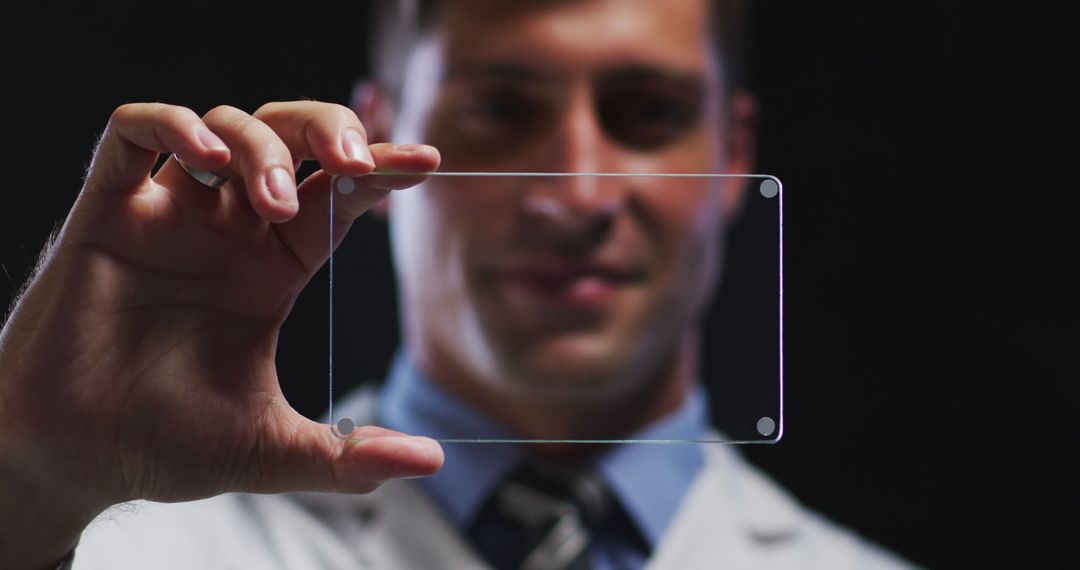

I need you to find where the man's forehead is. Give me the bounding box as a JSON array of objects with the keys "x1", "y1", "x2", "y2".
[{"x1": 430, "y1": 0, "x2": 716, "y2": 76}]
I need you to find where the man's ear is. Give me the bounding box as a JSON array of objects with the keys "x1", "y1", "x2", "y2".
[
  {"x1": 351, "y1": 80, "x2": 394, "y2": 143},
  {"x1": 350, "y1": 80, "x2": 395, "y2": 217},
  {"x1": 721, "y1": 90, "x2": 759, "y2": 226}
]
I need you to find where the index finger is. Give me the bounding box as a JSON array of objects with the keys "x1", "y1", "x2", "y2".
[{"x1": 272, "y1": 143, "x2": 441, "y2": 276}]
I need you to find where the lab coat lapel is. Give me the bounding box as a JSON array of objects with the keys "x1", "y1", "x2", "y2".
[{"x1": 648, "y1": 441, "x2": 804, "y2": 569}]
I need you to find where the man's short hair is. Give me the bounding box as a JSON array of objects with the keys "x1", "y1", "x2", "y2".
[{"x1": 366, "y1": 0, "x2": 749, "y2": 104}]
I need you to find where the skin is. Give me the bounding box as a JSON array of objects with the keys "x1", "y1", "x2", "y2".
[
  {"x1": 380, "y1": 0, "x2": 756, "y2": 443},
  {"x1": 0, "y1": 104, "x2": 444, "y2": 569},
  {"x1": 0, "y1": 0, "x2": 754, "y2": 567}
]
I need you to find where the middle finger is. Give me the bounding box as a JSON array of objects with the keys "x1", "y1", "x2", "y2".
[
  {"x1": 254, "y1": 100, "x2": 376, "y2": 178},
  {"x1": 200, "y1": 104, "x2": 299, "y2": 223}
]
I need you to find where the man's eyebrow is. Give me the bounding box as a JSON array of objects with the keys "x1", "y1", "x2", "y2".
[
  {"x1": 440, "y1": 63, "x2": 707, "y2": 90},
  {"x1": 442, "y1": 63, "x2": 560, "y2": 84},
  {"x1": 598, "y1": 65, "x2": 706, "y2": 85}
]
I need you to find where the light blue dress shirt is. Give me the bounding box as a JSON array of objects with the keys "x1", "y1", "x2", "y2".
[{"x1": 376, "y1": 350, "x2": 708, "y2": 569}]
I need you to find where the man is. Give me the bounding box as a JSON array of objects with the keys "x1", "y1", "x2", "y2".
[{"x1": 0, "y1": 0, "x2": 915, "y2": 568}]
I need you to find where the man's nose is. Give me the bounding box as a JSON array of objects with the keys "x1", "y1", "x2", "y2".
[
  {"x1": 521, "y1": 86, "x2": 626, "y2": 234},
  {"x1": 550, "y1": 83, "x2": 607, "y2": 174}
]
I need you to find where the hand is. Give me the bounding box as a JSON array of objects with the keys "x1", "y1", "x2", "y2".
[{"x1": 0, "y1": 101, "x2": 443, "y2": 567}]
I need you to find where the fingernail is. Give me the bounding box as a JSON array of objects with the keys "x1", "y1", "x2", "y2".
[
  {"x1": 394, "y1": 143, "x2": 424, "y2": 153},
  {"x1": 196, "y1": 127, "x2": 228, "y2": 152},
  {"x1": 266, "y1": 167, "x2": 296, "y2": 205},
  {"x1": 342, "y1": 129, "x2": 374, "y2": 165}
]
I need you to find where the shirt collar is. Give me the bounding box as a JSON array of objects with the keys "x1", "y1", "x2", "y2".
[{"x1": 376, "y1": 349, "x2": 707, "y2": 549}]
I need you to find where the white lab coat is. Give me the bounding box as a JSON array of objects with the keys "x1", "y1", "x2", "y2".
[{"x1": 71, "y1": 392, "x2": 918, "y2": 569}]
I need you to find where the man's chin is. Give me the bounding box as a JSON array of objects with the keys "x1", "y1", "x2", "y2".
[{"x1": 494, "y1": 333, "x2": 641, "y2": 400}]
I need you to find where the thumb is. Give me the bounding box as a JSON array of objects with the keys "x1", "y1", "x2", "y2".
[{"x1": 247, "y1": 405, "x2": 444, "y2": 495}]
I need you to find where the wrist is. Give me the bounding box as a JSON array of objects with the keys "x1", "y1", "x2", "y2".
[{"x1": 0, "y1": 433, "x2": 108, "y2": 569}]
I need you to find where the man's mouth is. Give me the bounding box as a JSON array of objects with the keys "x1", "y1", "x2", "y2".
[{"x1": 489, "y1": 260, "x2": 643, "y2": 307}]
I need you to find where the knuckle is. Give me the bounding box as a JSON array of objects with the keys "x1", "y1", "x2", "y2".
[
  {"x1": 237, "y1": 117, "x2": 281, "y2": 151},
  {"x1": 253, "y1": 101, "x2": 286, "y2": 119},
  {"x1": 327, "y1": 102, "x2": 360, "y2": 123},
  {"x1": 203, "y1": 104, "x2": 243, "y2": 123},
  {"x1": 204, "y1": 108, "x2": 289, "y2": 157},
  {"x1": 107, "y1": 102, "x2": 198, "y2": 139},
  {"x1": 237, "y1": 119, "x2": 292, "y2": 165},
  {"x1": 158, "y1": 104, "x2": 199, "y2": 127},
  {"x1": 109, "y1": 102, "x2": 136, "y2": 123},
  {"x1": 234, "y1": 114, "x2": 264, "y2": 137},
  {"x1": 329, "y1": 103, "x2": 366, "y2": 134},
  {"x1": 110, "y1": 102, "x2": 156, "y2": 125}
]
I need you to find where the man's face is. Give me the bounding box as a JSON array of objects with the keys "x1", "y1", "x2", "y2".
[{"x1": 388, "y1": 0, "x2": 750, "y2": 406}]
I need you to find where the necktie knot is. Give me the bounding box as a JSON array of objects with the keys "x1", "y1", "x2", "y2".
[
  {"x1": 499, "y1": 461, "x2": 612, "y2": 527},
  {"x1": 469, "y1": 460, "x2": 614, "y2": 570}
]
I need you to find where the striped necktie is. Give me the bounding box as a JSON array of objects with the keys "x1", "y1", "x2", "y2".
[{"x1": 468, "y1": 460, "x2": 614, "y2": 570}]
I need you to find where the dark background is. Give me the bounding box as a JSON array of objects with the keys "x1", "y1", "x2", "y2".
[{"x1": 3, "y1": 1, "x2": 1076, "y2": 568}]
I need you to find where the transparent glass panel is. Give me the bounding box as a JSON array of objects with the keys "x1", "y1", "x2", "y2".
[{"x1": 328, "y1": 172, "x2": 781, "y2": 444}]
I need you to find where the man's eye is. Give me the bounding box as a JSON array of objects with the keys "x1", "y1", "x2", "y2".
[
  {"x1": 458, "y1": 93, "x2": 532, "y2": 134},
  {"x1": 598, "y1": 91, "x2": 701, "y2": 150},
  {"x1": 428, "y1": 86, "x2": 551, "y2": 157}
]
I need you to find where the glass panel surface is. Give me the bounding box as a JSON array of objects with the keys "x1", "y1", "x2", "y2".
[{"x1": 328, "y1": 172, "x2": 782, "y2": 444}]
